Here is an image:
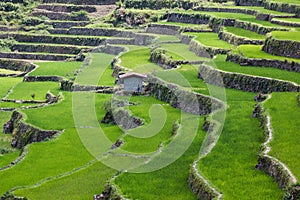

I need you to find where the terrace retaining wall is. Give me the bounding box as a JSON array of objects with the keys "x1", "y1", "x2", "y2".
[
  {"x1": 60, "y1": 80, "x2": 114, "y2": 93},
  {"x1": 263, "y1": 1, "x2": 300, "y2": 15},
  {"x1": 188, "y1": 165, "x2": 221, "y2": 200},
  {"x1": 0, "y1": 52, "x2": 73, "y2": 61},
  {"x1": 146, "y1": 75, "x2": 224, "y2": 115},
  {"x1": 12, "y1": 44, "x2": 86, "y2": 55},
  {"x1": 253, "y1": 103, "x2": 299, "y2": 198},
  {"x1": 262, "y1": 35, "x2": 300, "y2": 59},
  {"x1": 226, "y1": 53, "x2": 300, "y2": 72},
  {"x1": 0, "y1": 59, "x2": 35, "y2": 72},
  {"x1": 32, "y1": 11, "x2": 89, "y2": 21},
  {"x1": 218, "y1": 30, "x2": 264, "y2": 46},
  {"x1": 199, "y1": 64, "x2": 300, "y2": 93},
  {"x1": 167, "y1": 13, "x2": 211, "y2": 25},
  {"x1": 46, "y1": 21, "x2": 89, "y2": 28},
  {"x1": 145, "y1": 24, "x2": 181, "y2": 35},
  {"x1": 23, "y1": 75, "x2": 64, "y2": 82},
  {"x1": 37, "y1": 4, "x2": 97, "y2": 13},
  {"x1": 42, "y1": 0, "x2": 117, "y2": 5},
  {"x1": 3, "y1": 111, "x2": 58, "y2": 149},
  {"x1": 189, "y1": 39, "x2": 229, "y2": 58},
  {"x1": 270, "y1": 18, "x2": 300, "y2": 27}
]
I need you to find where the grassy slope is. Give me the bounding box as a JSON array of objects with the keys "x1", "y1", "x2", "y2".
[
  {"x1": 264, "y1": 92, "x2": 300, "y2": 180},
  {"x1": 184, "y1": 32, "x2": 234, "y2": 50},
  {"x1": 271, "y1": 30, "x2": 300, "y2": 41},
  {"x1": 212, "y1": 55, "x2": 300, "y2": 85},
  {"x1": 234, "y1": 44, "x2": 300, "y2": 63},
  {"x1": 30, "y1": 61, "x2": 82, "y2": 79},
  {"x1": 224, "y1": 27, "x2": 266, "y2": 40},
  {"x1": 116, "y1": 118, "x2": 204, "y2": 200},
  {"x1": 197, "y1": 89, "x2": 283, "y2": 199},
  {"x1": 119, "y1": 47, "x2": 162, "y2": 73}
]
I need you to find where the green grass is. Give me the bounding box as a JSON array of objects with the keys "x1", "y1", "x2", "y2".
[
  {"x1": 271, "y1": 30, "x2": 300, "y2": 41},
  {"x1": 184, "y1": 32, "x2": 234, "y2": 50},
  {"x1": 264, "y1": 92, "x2": 300, "y2": 180},
  {"x1": 224, "y1": 27, "x2": 266, "y2": 40},
  {"x1": 233, "y1": 44, "x2": 300, "y2": 63},
  {"x1": 14, "y1": 161, "x2": 116, "y2": 200},
  {"x1": 115, "y1": 118, "x2": 205, "y2": 200},
  {"x1": 119, "y1": 48, "x2": 162, "y2": 73},
  {"x1": 197, "y1": 89, "x2": 283, "y2": 199},
  {"x1": 30, "y1": 61, "x2": 82, "y2": 79},
  {"x1": 273, "y1": 17, "x2": 300, "y2": 23},
  {"x1": 0, "y1": 77, "x2": 22, "y2": 98},
  {"x1": 211, "y1": 55, "x2": 300, "y2": 85},
  {"x1": 7, "y1": 82, "x2": 60, "y2": 101},
  {"x1": 159, "y1": 43, "x2": 209, "y2": 62}
]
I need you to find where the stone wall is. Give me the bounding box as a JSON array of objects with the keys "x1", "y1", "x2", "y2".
[
  {"x1": 123, "y1": 0, "x2": 200, "y2": 10},
  {"x1": 37, "y1": 4, "x2": 97, "y2": 13},
  {"x1": 270, "y1": 18, "x2": 300, "y2": 27},
  {"x1": 146, "y1": 75, "x2": 224, "y2": 115},
  {"x1": 92, "y1": 45, "x2": 126, "y2": 55},
  {"x1": 253, "y1": 103, "x2": 299, "y2": 198},
  {"x1": 233, "y1": 20, "x2": 285, "y2": 34},
  {"x1": 262, "y1": 35, "x2": 300, "y2": 59},
  {"x1": 60, "y1": 80, "x2": 114, "y2": 93},
  {"x1": 42, "y1": 0, "x2": 117, "y2": 5},
  {"x1": 193, "y1": 6, "x2": 257, "y2": 15},
  {"x1": 145, "y1": 24, "x2": 181, "y2": 35},
  {"x1": 0, "y1": 52, "x2": 73, "y2": 61},
  {"x1": 32, "y1": 11, "x2": 90, "y2": 21},
  {"x1": 3, "y1": 111, "x2": 58, "y2": 149},
  {"x1": 189, "y1": 39, "x2": 229, "y2": 58},
  {"x1": 263, "y1": 1, "x2": 300, "y2": 15},
  {"x1": 23, "y1": 75, "x2": 64, "y2": 82},
  {"x1": 167, "y1": 13, "x2": 211, "y2": 25},
  {"x1": 46, "y1": 21, "x2": 89, "y2": 28},
  {"x1": 12, "y1": 44, "x2": 86, "y2": 55},
  {"x1": 226, "y1": 53, "x2": 300, "y2": 72},
  {"x1": 150, "y1": 48, "x2": 187, "y2": 69},
  {"x1": 9, "y1": 33, "x2": 107, "y2": 46},
  {"x1": 0, "y1": 59, "x2": 36, "y2": 72},
  {"x1": 188, "y1": 164, "x2": 221, "y2": 200},
  {"x1": 235, "y1": 0, "x2": 263, "y2": 6},
  {"x1": 218, "y1": 30, "x2": 264, "y2": 46},
  {"x1": 199, "y1": 64, "x2": 300, "y2": 93}
]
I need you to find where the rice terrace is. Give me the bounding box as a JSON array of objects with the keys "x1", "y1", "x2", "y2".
[{"x1": 0, "y1": 0, "x2": 300, "y2": 199}]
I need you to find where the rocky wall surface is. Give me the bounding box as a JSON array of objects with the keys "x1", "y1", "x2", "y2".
[
  {"x1": 92, "y1": 45, "x2": 126, "y2": 55},
  {"x1": 42, "y1": 0, "x2": 117, "y2": 5},
  {"x1": 253, "y1": 103, "x2": 299, "y2": 198},
  {"x1": 37, "y1": 4, "x2": 97, "y2": 13},
  {"x1": 218, "y1": 30, "x2": 264, "y2": 46},
  {"x1": 32, "y1": 11, "x2": 89, "y2": 21},
  {"x1": 0, "y1": 59, "x2": 35, "y2": 72},
  {"x1": 12, "y1": 44, "x2": 86, "y2": 55},
  {"x1": 0, "y1": 52, "x2": 73, "y2": 61},
  {"x1": 270, "y1": 18, "x2": 300, "y2": 27},
  {"x1": 46, "y1": 21, "x2": 89, "y2": 28},
  {"x1": 145, "y1": 24, "x2": 181, "y2": 35},
  {"x1": 263, "y1": 1, "x2": 300, "y2": 15},
  {"x1": 9, "y1": 33, "x2": 107, "y2": 46},
  {"x1": 188, "y1": 166, "x2": 221, "y2": 200},
  {"x1": 189, "y1": 39, "x2": 229, "y2": 58},
  {"x1": 3, "y1": 111, "x2": 58, "y2": 149},
  {"x1": 235, "y1": 0, "x2": 263, "y2": 6},
  {"x1": 227, "y1": 53, "x2": 300, "y2": 72},
  {"x1": 233, "y1": 20, "x2": 285, "y2": 34},
  {"x1": 193, "y1": 6, "x2": 257, "y2": 15},
  {"x1": 263, "y1": 35, "x2": 300, "y2": 59},
  {"x1": 167, "y1": 13, "x2": 211, "y2": 25},
  {"x1": 199, "y1": 64, "x2": 300, "y2": 93},
  {"x1": 23, "y1": 75, "x2": 64, "y2": 82},
  {"x1": 60, "y1": 80, "x2": 114, "y2": 93},
  {"x1": 146, "y1": 75, "x2": 224, "y2": 115}
]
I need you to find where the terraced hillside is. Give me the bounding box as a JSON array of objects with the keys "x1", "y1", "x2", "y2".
[{"x1": 0, "y1": 0, "x2": 299, "y2": 199}]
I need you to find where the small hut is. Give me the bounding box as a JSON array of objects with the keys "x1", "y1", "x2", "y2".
[{"x1": 118, "y1": 72, "x2": 147, "y2": 92}]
